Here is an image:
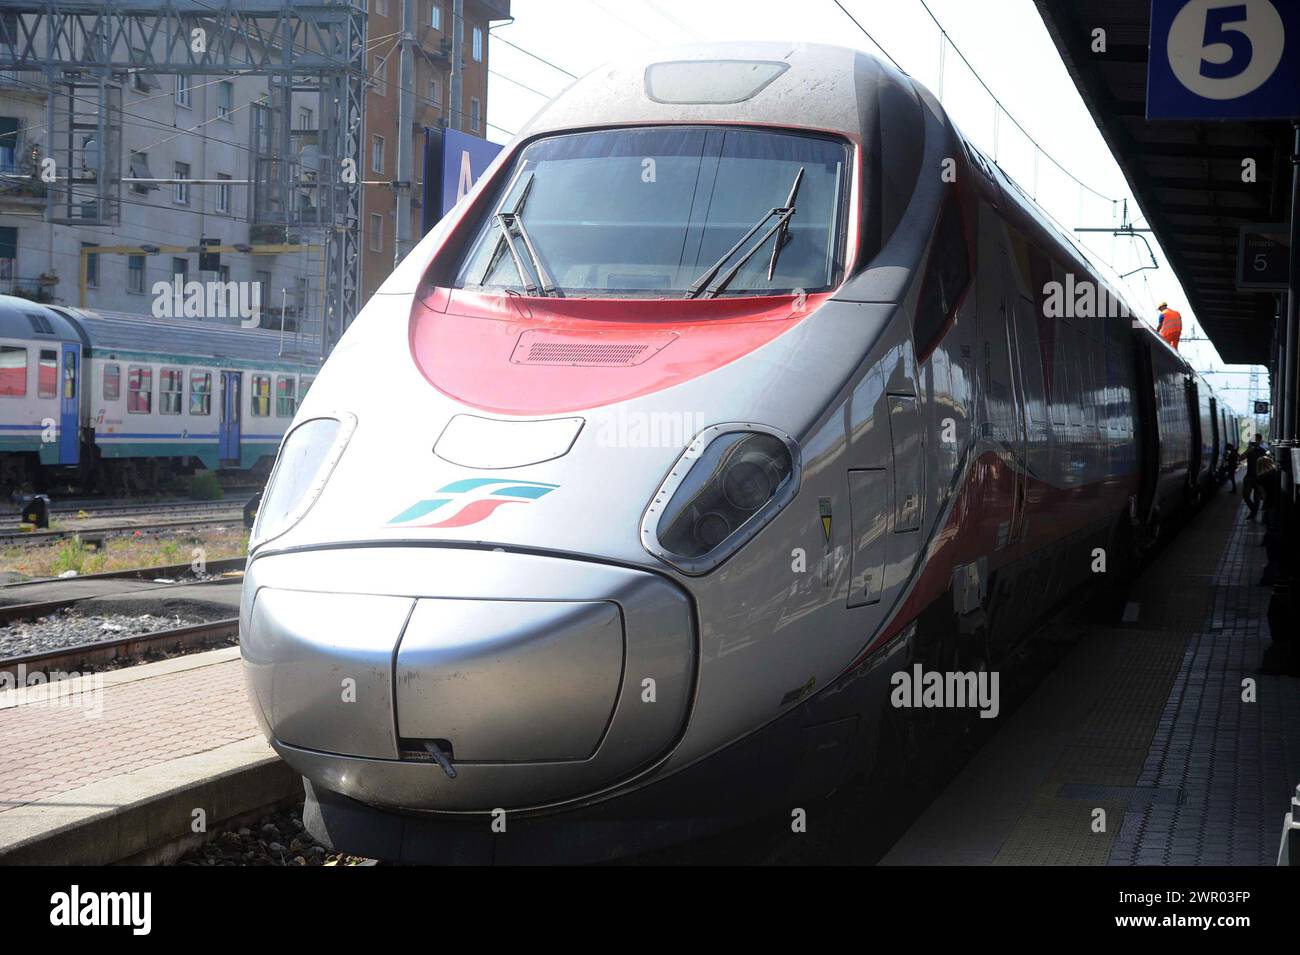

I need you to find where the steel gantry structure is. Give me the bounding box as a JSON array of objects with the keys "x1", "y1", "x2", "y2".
[{"x1": 0, "y1": 0, "x2": 367, "y2": 352}]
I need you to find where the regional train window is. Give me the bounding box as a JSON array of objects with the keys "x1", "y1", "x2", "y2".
[
  {"x1": 275, "y1": 376, "x2": 296, "y2": 417},
  {"x1": 301, "y1": 375, "x2": 315, "y2": 396},
  {"x1": 190, "y1": 371, "x2": 212, "y2": 415},
  {"x1": 63, "y1": 350, "x2": 76, "y2": 400},
  {"x1": 251, "y1": 374, "x2": 271, "y2": 417},
  {"x1": 127, "y1": 366, "x2": 152, "y2": 414},
  {"x1": 0, "y1": 345, "x2": 27, "y2": 397},
  {"x1": 912, "y1": 193, "x2": 971, "y2": 360},
  {"x1": 454, "y1": 125, "x2": 850, "y2": 298},
  {"x1": 160, "y1": 368, "x2": 183, "y2": 414},
  {"x1": 103, "y1": 364, "x2": 120, "y2": 401},
  {"x1": 38, "y1": 349, "x2": 57, "y2": 399}
]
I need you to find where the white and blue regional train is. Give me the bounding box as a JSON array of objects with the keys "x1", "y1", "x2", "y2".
[
  {"x1": 241, "y1": 43, "x2": 1238, "y2": 863},
  {"x1": 0, "y1": 295, "x2": 318, "y2": 495}
]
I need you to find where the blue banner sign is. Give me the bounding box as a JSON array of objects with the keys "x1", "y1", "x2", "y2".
[{"x1": 421, "y1": 127, "x2": 504, "y2": 234}]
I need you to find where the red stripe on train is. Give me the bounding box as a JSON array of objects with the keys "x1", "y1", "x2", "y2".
[{"x1": 409, "y1": 288, "x2": 829, "y2": 416}]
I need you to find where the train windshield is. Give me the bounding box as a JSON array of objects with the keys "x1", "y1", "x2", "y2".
[{"x1": 454, "y1": 126, "x2": 850, "y2": 298}]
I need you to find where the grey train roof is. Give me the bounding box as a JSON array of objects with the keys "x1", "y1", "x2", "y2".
[
  {"x1": 0, "y1": 295, "x2": 320, "y2": 365},
  {"x1": 60, "y1": 305, "x2": 319, "y2": 367},
  {"x1": 0, "y1": 295, "x2": 82, "y2": 344},
  {"x1": 523, "y1": 42, "x2": 882, "y2": 140}
]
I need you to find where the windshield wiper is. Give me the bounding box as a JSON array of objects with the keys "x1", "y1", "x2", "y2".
[
  {"x1": 480, "y1": 172, "x2": 557, "y2": 296},
  {"x1": 685, "y1": 166, "x2": 805, "y2": 299}
]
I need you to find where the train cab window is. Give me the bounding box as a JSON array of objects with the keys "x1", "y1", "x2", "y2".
[
  {"x1": 63, "y1": 350, "x2": 77, "y2": 400},
  {"x1": 0, "y1": 345, "x2": 27, "y2": 397},
  {"x1": 159, "y1": 368, "x2": 183, "y2": 414},
  {"x1": 38, "y1": 349, "x2": 57, "y2": 399},
  {"x1": 103, "y1": 363, "x2": 120, "y2": 401},
  {"x1": 913, "y1": 194, "x2": 971, "y2": 359},
  {"x1": 275, "y1": 376, "x2": 296, "y2": 417},
  {"x1": 454, "y1": 125, "x2": 850, "y2": 297},
  {"x1": 127, "y1": 366, "x2": 152, "y2": 414},
  {"x1": 189, "y1": 371, "x2": 212, "y2": 415},
  {"x1": 251, "y1": 374, "x2": 271, "y2": 417}
]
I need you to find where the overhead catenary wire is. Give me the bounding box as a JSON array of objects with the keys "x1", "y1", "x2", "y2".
[{"x1": 913, "y1": 0, "x2": 1117, "y2": 204}]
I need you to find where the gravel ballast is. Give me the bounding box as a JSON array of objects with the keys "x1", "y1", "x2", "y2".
[{"x1": 0, "y1": 610, "x2": 206, "y2": 658}]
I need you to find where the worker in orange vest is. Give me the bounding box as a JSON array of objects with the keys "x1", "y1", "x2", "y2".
[{"x1": 1156, "y1": 302, "x2": 1182, "y2": 350}]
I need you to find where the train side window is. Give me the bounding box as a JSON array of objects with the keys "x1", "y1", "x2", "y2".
[
  {"x1": 913, "y1": 194, "x2": 971, "y2": 360},
  {"x1": 1080, "y1": 335, "x2": 1096, "y2": 428},
  {"x1": 103, "y1": 364, "x2": 120, "y2": 401},
  {"x1": 160, "y1": 368, "x2": 183, "y2": 414},
  {"x1": 190, "y1": 371, "x2": 212, "y2": 415},
  {"x1": 275, "y1": 375, "x2": 296, "y2": 417},
  {"x1": 251, "y1": 374, "x2": 271, "y2": 417},
  {"x1": 1013, "y1": 297, "x2": 1047, "y2": 429},
  {"x1": 63, "y1": 350, "x2": 77, "y2": 400},
  {"x1": 1049, "y1": 338, "x2": 1067, "y2": 426},
  {"x1": 38, "y1": 349, "x2": 57, "y2": 398},
  {"x1": 1065, "y1": 338, "x2": 1082, "y2": 427},
  {"x1": 128, "y1": 365, "x2": 152, "y2": 414},
  {"x1": 0, "y1": 345, "x2": 27, "y2": 397}
]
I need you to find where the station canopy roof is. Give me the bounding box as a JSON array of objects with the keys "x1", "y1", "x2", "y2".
[{"x1": 1034, "y1": 0, "x2": 1293, "y2": 365}]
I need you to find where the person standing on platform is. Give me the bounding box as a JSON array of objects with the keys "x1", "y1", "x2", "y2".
[
  {"x1": 1155, "y1": 302, "x2": 1182, "y2": 350},
  {"x1": 1255, "y1": 456, "x2": 1281, "y2": 530},
  {"x1": 1243, "y1": 434, "x2": 1267, "y2": 518},
  {"x1": 1223, "y1": 442, "x2": 1239, "y2": 491}
]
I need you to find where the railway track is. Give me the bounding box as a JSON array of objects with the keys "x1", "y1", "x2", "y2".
[
  {"x1": 0, "y1": 513, "x2": 247, "y2": 546},
  {"x1": 0, "y1": 617, "x2": 239, "y2": 678},
  {"x1": 0, "y1": 555, "x2": 246, "y2": 589},
  {"x1": 0, "y1": 566, "x2": 245, "y2": 626},
  {"x1": 0, "y1": 486, "x2": 262, "y2": 520},
  {"x1": 1, "y1": 498, "x2": 251, "y2": 522}
]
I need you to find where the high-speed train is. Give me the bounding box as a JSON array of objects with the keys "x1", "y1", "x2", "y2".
[{"x1": 241, "y1": 42, "x2": 1236, "y2": 863}]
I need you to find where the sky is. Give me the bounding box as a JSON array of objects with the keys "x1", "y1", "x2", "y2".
[{"x1": 480, "y1": 0, "x2": 1269, "y2": 417}]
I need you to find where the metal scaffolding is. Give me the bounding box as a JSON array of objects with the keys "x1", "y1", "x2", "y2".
[{"x1": 0, "y1": 0, "x2": 367, "y2": 352}]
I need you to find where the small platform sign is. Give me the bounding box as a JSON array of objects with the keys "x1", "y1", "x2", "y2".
[
  {"x1": 1147, "y1": 0, "x2": 1300, "y2": 120},
  {"x1": 1254, "y1": 400, "x2": 1270, "y2": 414},
  {"x1": 1236, "y1": 223, "x2": 1291, "y2": 290}
]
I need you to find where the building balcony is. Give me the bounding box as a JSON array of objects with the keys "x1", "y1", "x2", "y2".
[
  {"x1": 0, "y1": 164, "x2": 47, "y2": 208},
  {"x1": 0, "y1": 277, "x2": 57, "y2": 304}
]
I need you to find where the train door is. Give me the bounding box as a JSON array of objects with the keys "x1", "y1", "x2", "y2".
[
  {"x1": 58, "y1": 342, "x2": 80, "y2": 466},
  {"x1": 219, "y1": 371, "x2": 242, "y2": 463}
]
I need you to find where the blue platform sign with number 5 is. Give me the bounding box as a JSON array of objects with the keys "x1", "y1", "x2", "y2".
[{"x1": 1147, "y1": 0, "x2": 1299, "y2": 119}]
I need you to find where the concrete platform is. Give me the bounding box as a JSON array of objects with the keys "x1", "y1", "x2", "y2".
[
  {"x1": 75, "y1": 578, "x2": 243, "y2": 619},
  {"x1": 0, "y1": 647, "x2": 297, "y2": 864},
  {"x1": 882, "y1": 488, "x2": 1300, "y2": 865},
  {"x1": 0, "y1": 576, "x2": 242, "y2": 621}
]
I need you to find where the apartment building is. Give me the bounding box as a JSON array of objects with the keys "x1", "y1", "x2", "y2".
[
  {"x1": 0, "y1": 9, "x2": 348, "y2": 331},
  {"x1": 361, "y1": 0, "x2": 511, "y2": 302}
]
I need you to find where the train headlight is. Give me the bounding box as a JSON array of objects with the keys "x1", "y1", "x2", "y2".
[
  {"x1": 641, "y1": 424, "x2": 800, "y2": 575},
  {"x1": 250, "y1": 413, "x2": 356, "y2": 551}
]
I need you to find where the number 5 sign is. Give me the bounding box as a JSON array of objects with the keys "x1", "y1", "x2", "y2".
[{"x1": 1147, "y1": 0, "x2": 1300, "y2": 119}]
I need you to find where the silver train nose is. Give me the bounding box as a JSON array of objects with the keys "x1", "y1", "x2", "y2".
[{"x1": 240, "y1": 547, "x2": 695, "y2": 811}]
